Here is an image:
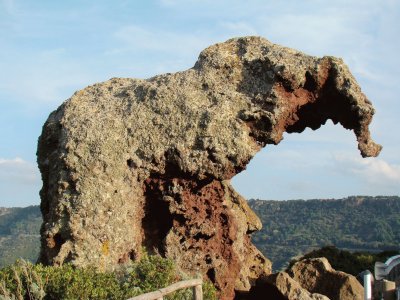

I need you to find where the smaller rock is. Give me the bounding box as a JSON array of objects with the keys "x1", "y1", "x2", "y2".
[
  {"x1": 288, "y1": 257, "x2": 364, "y2": 300},
  {"x1": 235, "y1": 271, "x2": 329, "y2": 300},
  {"x1": 263, "y1": 272, "x2": 330, "y2": 300}
]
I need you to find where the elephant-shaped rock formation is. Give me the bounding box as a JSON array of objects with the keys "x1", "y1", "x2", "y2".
[{"x1": 37, "y1": 36, "x2": 381, "y2": 299}]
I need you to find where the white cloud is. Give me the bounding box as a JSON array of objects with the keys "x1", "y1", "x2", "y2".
[
  {"x1": 0, "y1": 157, "x2": 41, "y2": 207},
  {"x1": 333, "y1": 154, "x2": 400, "y2": 188},
  {"x1": 0, "y1": 157, "x2": 40, "y2": 184}
]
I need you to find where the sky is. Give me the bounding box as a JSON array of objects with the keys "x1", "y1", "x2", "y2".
[{"x1": 0, "y1": 0, "x2": 399, "y2": 207}]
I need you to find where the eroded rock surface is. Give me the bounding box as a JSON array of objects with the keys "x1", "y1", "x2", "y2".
[
  {"x1": 37, "y1": 36, "x2": 381, "y2": 299},
  {"x1": 242, "y1": 257, "x2": 363, "y2": 300},
  {"x1": 289, "y1": 258, "x2": 364, "y2": 300},
  {"x1": 264, "y1": 272, "x2": 330, "y2": 300}
]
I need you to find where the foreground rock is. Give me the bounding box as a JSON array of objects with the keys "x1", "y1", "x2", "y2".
[
  {"x1": 37, "y1": 36, "x2": 381, "y2": 298},
  {"x1": 240, "y1": 258, "x2": 363, "y2": 300},
  {"x1": 289, "y1": 258, "x2": 364, "y2": 300},
  {"x1": 264, "y1": 272, "x2": 329, "y2": 300}
]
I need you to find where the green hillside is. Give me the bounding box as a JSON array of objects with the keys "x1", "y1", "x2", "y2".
[
  {"x1": 1, "y1": 196, "x2": 400, "y2": 272},
  {"x1": 0, "y1": 206, "x2": 41, "y2": 267},
  {"x1": 249, "y1": 196, "x2": 400, "y2": 271}
]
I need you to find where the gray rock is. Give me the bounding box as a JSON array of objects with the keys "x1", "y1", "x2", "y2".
[
  {"x1": 288, "y1": 257, "x2": 364, "y2": 300},
  {"x1": 265, "y1": 272, "x2": 330, "y2": 300},
  {"x1": 37, "y1": 36, "x2": 381, "y2": 299}
]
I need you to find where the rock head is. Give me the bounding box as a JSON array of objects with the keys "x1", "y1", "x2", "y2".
[{"x1": 37, "y1": 36, "x2": 381, "y2": 299}]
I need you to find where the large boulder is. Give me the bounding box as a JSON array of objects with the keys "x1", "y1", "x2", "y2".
[
  {"x1": 37, "y1": 36, "x2": 380, "y2": 299},
  {"x1": 288, "y1": 257, "x2": 364, "y2": 300}
]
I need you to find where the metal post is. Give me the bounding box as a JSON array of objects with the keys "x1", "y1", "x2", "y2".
[{"x1": 364, "y1": 273, "x2": 372, "y2": 300}]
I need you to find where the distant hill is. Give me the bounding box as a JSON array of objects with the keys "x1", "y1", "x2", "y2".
[
  {"x1": 0, "y1": 206, "x2": 41, "y2": 267},
  {"x1": 1, "y1": 196, "x2": 400, "y2": 271},
  {"x1": 249, "y1": 196, "x2": 400, "y2": 271}
]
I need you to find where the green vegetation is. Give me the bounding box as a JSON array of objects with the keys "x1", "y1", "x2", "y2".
[
  {"x1": 0, "y1": 206, "x2": 41, "y2": 236},
  {"x1": 0, "y1": 207, "x2": 217, "y2": 299},
  {"x1": 0, "y1": 255, "x2": 217, "y2": 300},
  {"x1": 1, "y1": 195, "x2": 400, "y2": 296},
  {"x1": 0, "y1": 206, "x2": 41, "y2": 267},
  {"x1": 288, "y1": 246, "x2": 399, "y2": 276},
  {"x1": 249, "y1": 196, "x2": 400, "y2": 271}
]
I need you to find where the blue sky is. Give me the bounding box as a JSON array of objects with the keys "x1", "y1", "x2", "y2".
[{"x1": 1, "y1": 0, "x2": 399, "y2": 207}]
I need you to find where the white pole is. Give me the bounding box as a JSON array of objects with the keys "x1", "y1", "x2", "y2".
[{"x1": 364, "y1": 273, "x2": 372, "y2": 300}]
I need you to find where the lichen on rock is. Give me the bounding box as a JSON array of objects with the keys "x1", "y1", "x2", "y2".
[{"x1": 37, "y1": 36, "x2": 381, "y2": 299}]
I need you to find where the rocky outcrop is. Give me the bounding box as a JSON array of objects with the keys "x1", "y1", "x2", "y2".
[
  {"x1": 289, "y1": 258, "x2": 364, "y2": 300},
  {"x1": 241, "y1": 258, "x2": 363, "y2": 300},
  {"x1": 37, "y1": 36, "x2": 381, "y2": 299},
  {"x1": 264, "y1": 272, "x2": 330, "y2": 300}
]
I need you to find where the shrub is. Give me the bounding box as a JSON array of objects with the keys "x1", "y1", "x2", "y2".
[
  {"x1": 123, "y1": 254, "x2": 217, "y2": 300},
  {"x1": 0, "y1": 256, "x2": 217, "y2": 300},
  {"x1": 0, "y1": 260, "x2": 123, "y2": 300},
  {"x1": 124, "y1": 254, "x2": 177, "y2": 294}
]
